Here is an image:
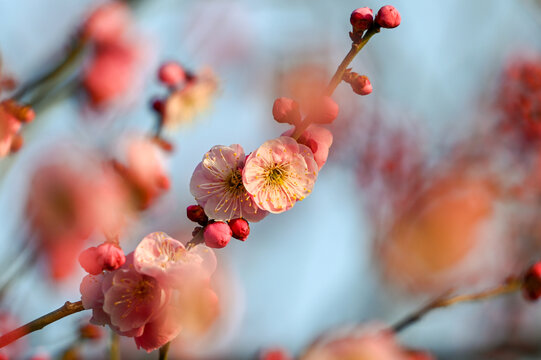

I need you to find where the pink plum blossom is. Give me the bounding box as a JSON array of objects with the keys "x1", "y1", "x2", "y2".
[
  {"x1": 133, "y1": 232, "x2": 217, "y2": 285},
  {"x1": 190, "y1": 144, "x2": 268, "y2": 222},
  {"x1": 243, "y1": 136, "x2": 318, "y2": 213},
  {"x1": 113, "y1": 137, "x2": 170, "y2": 210},
  {"x1": 83, "y1": 1, "x2": 132, "y2": 45},
  {"x1": 283, "y1": 125, "x2": 333, "y2": 170},
  {"x1": 83, "y1": 42, "x2": 141, "y2": 107},
  {"x1": 163, "y1": 67, "x2": 218, "y2": 128}
]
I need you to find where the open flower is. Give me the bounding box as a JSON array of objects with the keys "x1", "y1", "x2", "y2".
[
  {"x1": 190, "y1": 144, "x2": 267, "y2": 222},
  {"x1": 133, "y1": 232, "x2": 216, "y2": 285},
  {"x1": 163, "y1": 67, "x2": 218, "y2": 128},
  {"x1": 243, "y1": 136, "x2": 318, "y2": 213}
]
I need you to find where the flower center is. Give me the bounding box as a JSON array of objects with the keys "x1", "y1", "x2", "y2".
[
  {"x1": 265, "y1": 164, "x2": 287, "y2": 187},
  {"x1": 226, "y1": 169, "x2": 244, "y2": 194}
]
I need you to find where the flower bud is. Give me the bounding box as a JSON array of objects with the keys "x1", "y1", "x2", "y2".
[
  {"x1": 204, "y1": 221, "x2": 232, "y2": 248},
  {"x1": 79, "y1": 323, "x2": 103, "y2": 341},
  {"x1": 376, "y1": 5, "x2": 401, "y2": 28},
  {"x1": 229, "y1": 218, "x2": 250, "y2": 241},
  {"x1": 78, "y1": 242, "x2": 125, "y2": 274},
  {"x1": 523, "y1": 262, "x2": 541, "y2": 301},
  {"x1": 158, "y1": 62, "x2": 186, "y2": 87},
  {"x1": 151, "y1": 98, "x2": 165, "y2": 114},
  {"x1": 96, "y1": 242, "x2": 126, "y2": 271},
  {"x1": 310, "y1": 96, "x2": 339, "y2": 124},
  {"x1": 350, "y1": 75, "x2": 372, "y2": 95},
  {"x1": 350, "y1": 7, "x2": 373, "y2": 32},
  {"x1": 272, "y1": 97, "x2": 301, "y2": 125},
  {"x1": 187, "y1": 204, "x2": 208, "y2": 225}
]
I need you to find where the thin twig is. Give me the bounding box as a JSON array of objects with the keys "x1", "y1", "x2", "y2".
[
  {"x1": 392, "y1": 279, "x2": 522, "y2": 333},
  {"x1": 0, "y1": 300, "x2": 86, "y2": 348},
  {"x1": 291, "y1": 26, "x2": 380, "y2": 140}
]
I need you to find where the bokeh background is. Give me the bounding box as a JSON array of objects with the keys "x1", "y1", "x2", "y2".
[{"x1": 1, "y1": 0, "x2": 541, "y2": 359}]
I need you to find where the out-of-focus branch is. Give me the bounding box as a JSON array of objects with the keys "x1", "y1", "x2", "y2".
[
  {"x1": 12, "y1": 38, "x2": 87, "y2": 105},
  {"x1": 0, "y1": 301, "x2": 86, "y2": 348},
  {"x1": 392, "y1": 279, "x2": 522, "y2": 333},
  {"x1": 159, "y1": 342, "x2": 170, "y2": 360}
]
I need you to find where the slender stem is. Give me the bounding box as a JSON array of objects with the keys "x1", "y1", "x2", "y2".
[
  {"x1": 186, "y1": 229, "x2": 204, "y2": 250},
  {"x1": 110, "y1": 332, "x2": 121, "y2": 360},
  {"x1": 0, "y1": 300, "x2": 85, "y2": 348},
  {"x1": 291, "y1": 26, "x2": 380, "y2": 140},
  {"x1": 159, "y1": 342, "x2": 171, "y2": 360},
  {"x1": 12, "y1": 38, "x2": 87, "y2": 103},
  {"x1": 392, "y1": 279, "x2": 522, "y2": 333},
  {"x1": 326, "y1": 27, "x2": 380, "y2": 96}
]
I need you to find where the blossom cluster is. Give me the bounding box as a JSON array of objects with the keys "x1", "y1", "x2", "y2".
[{"x1": 80, "y1": 232, "x2": 218, "y2": 352}]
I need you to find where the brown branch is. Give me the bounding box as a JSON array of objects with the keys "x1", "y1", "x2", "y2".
[
  {"x1": 0, "y1": 300, "x2": 86, "y2": 348},
  {"x1": 392, "y1": 279, "x2": 522, "y2": 333}
]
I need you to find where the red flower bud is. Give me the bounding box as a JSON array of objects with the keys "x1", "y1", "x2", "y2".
[
  {"x1": 204, "y1": 221, "x2": 232, "y2": 248},
  {"x1": 228, "y1": 218, "x2": 250, "y2": 241},
  {"x1": 79, "y1": 323, "x2": 103, "y2": 340},
  {"x1": 350, "y1": 7, "x2": 373, "y2": 32},
  {"x1": 524, "y1": 262, "x2": 541, "y2": 301},
  {"x1": 158, "y1": 61, "x2": 186, "y2": 87},
  {"x1": 187, "y1": 205, "x2": 208, "y2": 225},
  {"x1": 351, "y1": 75, "x2": 372, "y2": 95},
  {"x1": 151, "y1": 98, "x2": 165, "y2": 114},
  {"x1": 272, "y1": 97, "x2": 301, "y2": 125},
  {"x1": 376, "y1": 5, "x2": 401, "y2": 29}
]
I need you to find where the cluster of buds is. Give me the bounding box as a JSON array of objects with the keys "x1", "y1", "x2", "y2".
[
  {"x1": 151, "y1": 61, "x2": 218, "y2": 130},
  {"x1": 0, "y1": 99, "x2": 34, "y2": 157},
  {"x1": 350, "y1": 5, "x2": 401, "y2": 35},
  {"x1": 187, "y1": 204, "x2": 250, "y2": 248}
]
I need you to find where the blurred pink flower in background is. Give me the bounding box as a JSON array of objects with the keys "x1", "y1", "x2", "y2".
[
  {"x1": 0, "y1": 311, "x2": 26, "y2": 359},
  {"x1": 379, "y1": 173, "x2": 497, "y2": 292},
  {"x1": 163, "y1": 67, "x2": 218, "y2": 128},
  {"x1": 496, "y1": 55, "x2": 541, "y2": 142},
  {"x1": 112, "y1": 137, "x2": 170, "y2": 210}
]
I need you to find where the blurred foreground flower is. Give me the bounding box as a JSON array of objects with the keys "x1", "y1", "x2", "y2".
[{"x1": 301, "y1": 325, "x2": 431, "y2": 360}]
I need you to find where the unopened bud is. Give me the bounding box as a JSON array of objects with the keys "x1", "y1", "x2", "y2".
[
  {"x1": 350, "y1": 7, "x2": 373, "y2": 32},
  {"x1": 158, "y1": 62, "x2": 186, "y2": 87},
  {"x1": 376, "y1": 5, "x2": 401, "y2": 29},
  {"x1": 187, "y1": 205, "x2": 208, "y2": 225},
  {"x1": 204, "y1": 221, "x2": 232, "y2": 248},
  {"x1": 228, "y1": 218, "x2": 250, "y2": 241},
  {"x1": 272, "y1": 97, "x2": 301, "y2": 125}
]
